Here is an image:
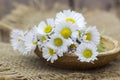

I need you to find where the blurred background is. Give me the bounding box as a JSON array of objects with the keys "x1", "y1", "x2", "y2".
[
  {"x1": 0, "y1": 0, "x2": 120, "y2": 43},
  {"x1": 0, "y1": 0, "x2": 120, "y2": 18}
]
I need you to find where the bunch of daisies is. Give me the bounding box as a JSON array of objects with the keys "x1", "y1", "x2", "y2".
[{"x1": 11, "y1": 10, "x2": 100, "y2": 63}]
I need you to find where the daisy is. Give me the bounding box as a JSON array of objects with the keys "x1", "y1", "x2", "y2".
[
  {"x1": 83, "y1": 27, "x2": 100, "y2": 45},
  {"x1": 55, "y1": 21, "x2": 78, "y2": 39},
  {"x1": 37, "y1": 34, "x2": 48, "y2": 49},
  {"x1": 17, "y1": 42, "x2": 28, "y2": 55},
  {"x1": 55, "y1": 10, "x2": 86, "y2": 28},
  {"x1": 37, "y1": 18, "x2": 55, "y2": 35},
  {"x1": 25, "y1": 26, "x2": 38, "y2": 53},
  {"x1": 71, "y1": 29, "x2": 81, "y2": 40},
  {"x1": 47, "y1": 34, "x2": 72, "y2": 56},
  {"x1": 10, "y1": 29, "x2": 27, "y2": 55},
  {"x1": 71, "y1": 28, "x2": 86, "y2": 43},
  {"x1": 42, "y1": 45, "x2": 58, "y2": 63},
  {"x1": 75, "y1": 43, "x2": 98, "y2": 63}
]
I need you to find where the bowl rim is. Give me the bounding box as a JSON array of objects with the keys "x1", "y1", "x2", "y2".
[{"x1": 98, "y1": 35, "x2": 120, "y2": 56}]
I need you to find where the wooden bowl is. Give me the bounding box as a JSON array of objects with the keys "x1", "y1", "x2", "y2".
[{"x1": 35, "y1": 36, "x2": 120, "y2": 70}]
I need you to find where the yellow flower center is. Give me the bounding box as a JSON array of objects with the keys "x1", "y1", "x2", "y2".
[
  {"x1": 44, "y1": 25, "x2": 52, "y2": 33},
  {"x1": 54, "y1": 38, "x2": 63, "y2": 47},
  {"x1": 18, "y1": 38, "x2": 21, "y2": 42},
  {"x1": 60, "y1": 27, "x2": 71, "y2": 39},
  {"x1": 32, "y1": 42, "x2": 37, "y2": 45},
  {"x1": 83, "y1": 49, "x2": 92, "y2": 58},
  {"x1": 48, "y1": 48, "x2": 55, "y2": 56},
  {"x1": 41, "y1": 36, "x2": 47, "y2": 42},
  {"x1": 69, "y1": 44, "x2": 76, "y2": 49},
  {"x1": 86, "y1": 33, "x2": 92, "y2": 41},
  {"x1": 66, "y1": 18, "x2": 76, "y2": 24}
]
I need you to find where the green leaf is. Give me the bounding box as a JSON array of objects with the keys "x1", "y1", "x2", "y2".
[{"x1": 97, "y1": 43, "x2": 106, "y2": 52}]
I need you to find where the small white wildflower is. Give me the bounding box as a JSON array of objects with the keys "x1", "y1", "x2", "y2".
[
  {"x1": 10, "y1": 29, "x2": 27, "y2": 55},
  {"x1": 55, "y1": 10, "x2": 86, "y2": 28},
  {"x1": 25, "y1": 26, "x2": 38, "y2": 53},
  {"x1": 47, "y1": 34, "x2": 72, "y2": 56},
  {"x1": 37, "y1": 18, "x2": 55, "y2": 35},
  {"x1": 75, "y1": 43, "x2": 98, "y2": 63},
  {"x1": 42, "y1": 45, "x2": 58, "y2": 63},
  {"x1": 84, "y1": 26, "x2": 100, "y2": 45},
  {"x1": 55, "y1": 21, "x2": 78, "y2": 39}
]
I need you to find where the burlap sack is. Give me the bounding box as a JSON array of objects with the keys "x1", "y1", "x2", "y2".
[{"x1": 0, "y1": 5, "x2": 120, "y2": 80}]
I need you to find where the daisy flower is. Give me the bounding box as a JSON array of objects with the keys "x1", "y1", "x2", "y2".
[
  {"x1": 37, "y1": 18, "x2": 55, "y2": 35},
  {"x1": 10, "y1": 29, "x2": 27, "y2": 55},
  {"x1": 75, "y1": 43, "x2": 98, "y2": 63},
  {"x1": 37, "y1": 34, "x2": 48, "y2": 49},
  {"x1": 42, "y1": 45, "x2": 58, "y2": 63},
  {"x1": 84, "y1": 27, "x2": 100, "y2": 45},
  {"x1": 55, "y1": 10, "x2": 86, "y2": 28},
  {"x1": 17, "y1": 42, "x2": 28, "y2": 55},
  {"x1": 72, "y1": 30, "x2": 81, "y2": 39},
  {"x1": 25, "y1": 26, "x2": 38, "y2": 53},
  {"x1": 47, "y1": 34, "x2": 72, "y2": 56},
  {"x1": 55, "y1": 21, "x2": 78, "y2": 39},
  {"x1": 71, "y1": 28, "x2": 86, "y2": 43}
]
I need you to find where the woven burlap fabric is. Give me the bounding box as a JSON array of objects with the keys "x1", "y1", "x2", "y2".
[{"x1": 0, "y1": 5, "x2": 120, "y2": 80}]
